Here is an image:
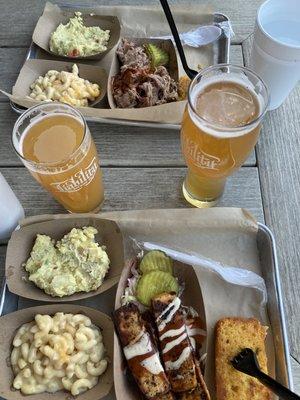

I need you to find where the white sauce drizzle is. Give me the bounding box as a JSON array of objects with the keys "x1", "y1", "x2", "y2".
[
  {"x1": 140, "y1": 354, "x2": 164, "y2": 375},
  {"x1": 190, "y1": 337, "x2": 196, "y2": 350},
  {"x1": 123, "y1": 332, "x2": 152, "y2": 360},
  {"x1": 160, "y1": 325, "x2": 186, "y2": 341},
  {"x1": 165, "y1": 346, "x2": 191, "y2": 370},
  {"x1": 186, "y1": 326, "x2": 207, "y2": 337},
  {"x1": 157, "y1": 297, "x2": 181, "y2": 332},
  {"x1": 162, "y1": 332, "x2": 187, "y2": 354}
]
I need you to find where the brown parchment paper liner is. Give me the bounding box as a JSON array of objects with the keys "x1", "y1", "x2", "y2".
[
  {"x1": 32, "y1": 3, "x2": 121, "y2": 60},
  {"x1": 108, "y1": 37, "x2": 179, "y2": 109},
  {"x1": 0, "y1": 304, "x2": 113, "y2": 400},
  {"x1": 0, "y1": 2, "x2": 213, "y2": 124},
  {"x1": 16, "y1": 208, "x2": 276, "y2": 399},
  {"x1": 12, "y1": 59, "x2": 108, "y2": 107},
  {"x1": 113, "y1": 258, "x2": 206, "y2": 400},
  {"x1": 5, "y1": 217, "x2": 124, "y2": 302}
]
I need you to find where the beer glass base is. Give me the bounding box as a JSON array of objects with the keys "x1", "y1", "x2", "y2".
[
  {"x1": 67, "y1": 199, "x2": 104, "y2": 214},
  {"x1": 182, "y1": 182, "x2": 222, "y2": 208}
]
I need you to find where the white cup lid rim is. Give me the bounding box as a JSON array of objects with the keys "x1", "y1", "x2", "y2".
[{"x1": 257, "y1": 0, "x2": 300, "y2": 51}]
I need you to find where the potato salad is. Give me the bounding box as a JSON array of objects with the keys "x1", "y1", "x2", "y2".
[
  {"x1": 24, "y1": 227, "x2": 110, "y2": 297},
  {"x1": 49, "y1": 12, "x2": 110, "y2": 57}
]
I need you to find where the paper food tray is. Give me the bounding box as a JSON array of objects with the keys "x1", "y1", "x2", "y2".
[
  {"x1": 8, "y1": 3, "x2": 230, "y2": 130},
  {"x1": 0, "y1": 208, "x2": 293, "y2": 399}
]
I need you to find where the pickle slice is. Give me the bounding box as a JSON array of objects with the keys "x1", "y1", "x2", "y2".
[
  {"x1": 139, "y1": 250, "x2": 173, "y2": 275},
  {"x1": 136, "y1": 270, "x2": 178, "y2": 306}
]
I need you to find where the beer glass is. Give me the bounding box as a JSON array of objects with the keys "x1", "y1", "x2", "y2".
[
  {"x1": 12, "y1": 103, "x2": 104, "y2": 213},
  {"x1": 181, "y1": 64, "x2": 269, "y2": 208}
]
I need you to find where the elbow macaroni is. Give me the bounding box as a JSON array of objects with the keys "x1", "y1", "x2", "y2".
[
  {"x1": 28, "y1": 64, "x2": 101, "y2": 107},
  {"x1": 11, "y1": 313, "x2": 108, "y2": 396}
]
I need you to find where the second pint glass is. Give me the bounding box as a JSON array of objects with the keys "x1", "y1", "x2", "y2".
[{"x1": 181, "y1": 64, "x2": 269, "y2": 207}]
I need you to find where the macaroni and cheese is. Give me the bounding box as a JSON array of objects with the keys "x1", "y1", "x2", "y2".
[
  {"x1": 28, "y1": 64, "x2": 101, "y2": 107},
  {"x1": 11, "y1": 312, "x2": 108, "y2": 396}
]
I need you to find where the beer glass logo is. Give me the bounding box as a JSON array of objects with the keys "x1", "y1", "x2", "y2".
[
  {"x1": 51, "y1": 157, "x2": 98, "y2": 193},
  {"x1": 184, "y1": 137, "x2": 221, "y2": 170}
]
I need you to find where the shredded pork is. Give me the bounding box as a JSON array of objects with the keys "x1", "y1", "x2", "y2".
[{"x1": 112, "y1": 39, "x2": 178, "y2": 108}]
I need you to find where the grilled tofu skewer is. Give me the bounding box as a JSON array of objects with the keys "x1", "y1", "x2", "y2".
[
  {"x1": 152, "y1": 293, "x2": 210, "y2": 399},
  {"x1": 152, "y1": 292, "x2": 198, "y2": 393},
  {"x1": 114, "y1": 303, "x2": 174, "y2": 399},
  {"x1": 186, "y1": 315, "x2": 206, "y2": 358}
]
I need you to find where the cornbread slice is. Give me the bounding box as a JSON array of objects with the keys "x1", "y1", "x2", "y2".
[{"x1": 215, "y1": 317, "x2": 271, "y2": 400}]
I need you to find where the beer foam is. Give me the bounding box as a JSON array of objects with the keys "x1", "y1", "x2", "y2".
[{"x1": 189, "y1": 74, "x2": 265, "y2": 139}]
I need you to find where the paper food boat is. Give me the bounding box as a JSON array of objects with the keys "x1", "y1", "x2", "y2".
[
  {"x1": 12, "y1": 59, "x2": 108, "y2": 108},
  {"x1": 0, "y1": 304, "x2": 113, "y2": 400},
  {"x1": 5, "y1": 217, "x2": 124, "y2": 302},
  {"x1": 32, "y1": 3, "x2": 120, "y2": 60},
  {"x1": 107, "y1": 37, "x2": 179, "y2": 109},
  {"x1": 113, "y1": 256, "x2": 207, "y2": 400}
]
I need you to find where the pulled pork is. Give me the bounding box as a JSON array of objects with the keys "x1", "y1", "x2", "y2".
[
  {"x1": 116, "y1": 38, "x2": 150, "y2": 70},
  {"x1": 112, "y1": 39, "x2": 178, "y2": 108}
]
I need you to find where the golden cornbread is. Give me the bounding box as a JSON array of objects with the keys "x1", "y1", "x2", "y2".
[
  {"x1": 178, "y1": 75, "x2": 191, "y2": 100},
  {"x1": 215, "y1": 317, "x2": 271, "y2": 400},
  {"x1": 24, "y1": 226, "x2": 110, "y2": 297}
]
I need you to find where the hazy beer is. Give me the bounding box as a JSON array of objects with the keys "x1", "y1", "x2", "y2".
[
  {"x1": 181, "y1": 65, "x2": 269, "y2": 207},
  {"x1": 12, "y1": 103, "x2": 104, "y2": 213}
]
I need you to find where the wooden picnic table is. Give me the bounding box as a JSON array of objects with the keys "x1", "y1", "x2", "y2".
[{"x1": 0, "y1": 0, "x2": 299, "y2": 392}]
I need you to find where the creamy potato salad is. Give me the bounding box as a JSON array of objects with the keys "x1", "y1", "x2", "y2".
[
  {"x1": 49, "y1": 12, "x2": 110, "y2": 57},
  {"x1": 24, "y1": 227, "x2": 110, "y2": 297}
]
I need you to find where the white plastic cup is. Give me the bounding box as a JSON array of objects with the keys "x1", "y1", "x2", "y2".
[
  {"x1": 250, "y1": 0, "x2": 300, "y2": 110},
  {"x1": 0, "y1": 173, "x2": 24, "y2": 242}
]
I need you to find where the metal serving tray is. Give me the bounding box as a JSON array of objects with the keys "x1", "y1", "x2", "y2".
[
  {"x1": 0, "y1": 222, "x2": 293, "y2": 400},
  {"x1": 10, "y1": 12, "x2": 230, "y2": 130}
]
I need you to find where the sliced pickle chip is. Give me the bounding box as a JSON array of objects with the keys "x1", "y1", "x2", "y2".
[
  {"x1": 139, "y1": 250, "x2": 173, "y2": 275},
  {"x1": 136, "y1": 270, "x2": 178, "y2": 306}
]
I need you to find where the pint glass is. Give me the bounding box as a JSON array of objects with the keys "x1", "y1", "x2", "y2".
[
  {"x1": 12, "y1": 103, "x2": 104, "y2": 213},
  {"x1": 181, "y1": 64, "x2": 269, "y2": 207}
]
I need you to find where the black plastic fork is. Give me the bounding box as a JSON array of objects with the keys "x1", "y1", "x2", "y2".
[{"x1": 232, "y1": 348, "x2": 300, "y2": 400}]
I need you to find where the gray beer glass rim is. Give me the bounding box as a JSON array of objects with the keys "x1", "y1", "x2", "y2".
[
  {"x1": 12, "y1": 102, "x2": 89, "y2": 168},
  {"x1": 187, "y1": 63, "x2": 270, "y2": 132}
]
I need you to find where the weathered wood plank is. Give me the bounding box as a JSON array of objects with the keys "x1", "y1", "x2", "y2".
[
  {"x1": 0, "y1": 166, "x2": 264, "y2": 221},
  {"x1": 0, "y1": 245, "x2": 5, "y2": 287},
  {"x1": 0, "y1": 101, "x2": 256, "y2": 167},
  {"x1": 243, "y1": 36, "x2": 300, "y2": 363},
  {"x1": 291, "y1": 358, "x2": 300, "y2": 394},
  {"x1": 0, "y1": 47, "x2": 28, "y2": 95},
  {"x1": 0, "y1": 0, "x2": 262, "y2": 47}
]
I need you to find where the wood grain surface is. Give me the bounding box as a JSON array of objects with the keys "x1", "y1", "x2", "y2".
[
  {"x1": 0, "y1": 0, "x2": 299, "y2": 389},
  {"x1": 0, "y1": 166, "x2": 264, "y2": 220},
  {"x1": 0, "y1": 0, "x2": 263, "y2": 47},
  {"x1": 0, "y1": 101, "x2": 256, "y2": 167}
]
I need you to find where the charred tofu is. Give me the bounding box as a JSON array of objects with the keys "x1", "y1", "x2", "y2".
[
  {"x1": 186, "y1": 315, "x2": 206, "y2": 358},
  {"x1": 151, "y1": 293, "x2": 198, "y2": 393},
  {"x1": 177, "y1": 385, "x2": 209, "y2": 400},
  {"x1": 114, "y1": 303, "x2": 171, "y2": 399},
  {"x1": 153, "y1": 392, "x2": 176, "y2": 400}
]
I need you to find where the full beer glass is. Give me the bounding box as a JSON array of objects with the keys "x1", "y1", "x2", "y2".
[
  {"x1": 12, "y1": 103, "x2": 104, "y2": 213},
  {"x1": 181, "y1": 64, "x2": 269, "y2": 207}
]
